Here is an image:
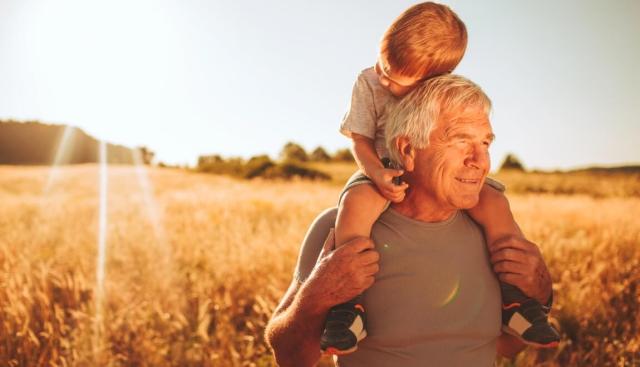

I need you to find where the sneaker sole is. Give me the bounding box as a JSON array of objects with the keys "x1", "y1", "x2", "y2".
[
  {"x1": 502, "y1": 325, "x2": 559, "y2": 349},
  {"x1": 322, "y1": 330, "x2": 367, "y2": 356}
]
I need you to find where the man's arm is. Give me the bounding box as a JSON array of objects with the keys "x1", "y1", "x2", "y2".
[
  {"x1": 265, "y1": 279, "x2": 326, "y2": 367},
  {"x1": 265, "y1": 230, "x2": 379, "y2": 367},
  {"x1": 491, "y1": 235, "x2": 554, "y2": 359},
  {"x1": 489, "y1": 236, "x2": 553, "y2": 305}
]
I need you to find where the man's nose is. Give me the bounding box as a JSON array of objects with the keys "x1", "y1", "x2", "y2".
[{"x1": 465, "y1": 144, "x2": 490, "y2": 171}]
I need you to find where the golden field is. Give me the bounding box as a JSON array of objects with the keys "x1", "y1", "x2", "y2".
[{"x1": 0, "y1": 164, "x2": 639, "y2": 367}]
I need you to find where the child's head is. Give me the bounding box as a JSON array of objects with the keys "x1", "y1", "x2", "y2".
[{"x1": 376, "y1": 2, "x2": 467, "y2": 97}]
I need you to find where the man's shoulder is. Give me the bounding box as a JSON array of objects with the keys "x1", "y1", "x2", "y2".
[{"x1": 293, "y1": 208, "x2": 337, "y2": 283}]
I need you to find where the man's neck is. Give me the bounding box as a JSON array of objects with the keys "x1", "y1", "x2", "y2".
[{"x1": 390, "y1": 191, "x2": 457, "y2": 223}]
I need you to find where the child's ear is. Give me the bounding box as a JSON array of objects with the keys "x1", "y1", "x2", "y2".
[{"x1": 395, "y1": 136, "x2": 415, "y2": 172}]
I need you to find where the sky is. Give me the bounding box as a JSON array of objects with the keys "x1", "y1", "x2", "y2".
[{"x1": 0, "y1": 0, "x2": 638, "y2": 170}]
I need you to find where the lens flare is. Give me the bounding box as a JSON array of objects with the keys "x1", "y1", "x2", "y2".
[
  {"x1": 93, "y1": 140, "x2": 108, "y2": 357},
  {"x1": 44, "y1": 126, "x2": 76, "y2": 193},
  {"x1": 132, "y1": 149, "x2": 171, "y2": 268},
  {"x1": 439, "y1": 278, "x2": 460, "y2": 307}
]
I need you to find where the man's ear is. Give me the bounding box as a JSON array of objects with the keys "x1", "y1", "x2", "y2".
[{"x1": 395, "y1": 136, "x2": 416, "y2": 172}]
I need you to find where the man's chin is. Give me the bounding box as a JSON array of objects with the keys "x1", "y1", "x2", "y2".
[{"x1": 452, "y1": 195, "x2": 480, "y2": 209}]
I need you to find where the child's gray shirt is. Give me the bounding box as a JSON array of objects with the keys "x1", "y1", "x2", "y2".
[{"x1": 340, "y1": 67, "x2": 395, "y2": 159}]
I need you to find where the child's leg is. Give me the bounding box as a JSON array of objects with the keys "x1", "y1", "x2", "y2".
[
  {"x1": 321, "y1": 181, "x2": 388, "y2": 355},
  {"x1": 335, "y1": 183, "x2": 389, "y2": 248},
  {"x1": 468, "y1": 182, "x2": 560, "y2": 348},
  {"x1": 467, "y1": 181, "x2": 522, "y2": 244}
]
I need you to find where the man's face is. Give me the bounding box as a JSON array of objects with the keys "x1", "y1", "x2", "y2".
[{"x1": 411, "y1": 105, "x2": 494, "y2": 210}]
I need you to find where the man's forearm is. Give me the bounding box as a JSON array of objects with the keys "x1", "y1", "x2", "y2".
[
  {"x1": 266, "y1": 283, "x2": 329, "y2": 367},
  {"x1": 267, "y1": 229, "x2": 378, "y2": 366},
  {"x1": 497, "y1": 332, "x2": 527, "y2": 359}
]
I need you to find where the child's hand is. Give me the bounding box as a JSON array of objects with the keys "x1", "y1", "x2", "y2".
[{"x1": 371, "y1": 166, "x2": 409, "y2": 203}]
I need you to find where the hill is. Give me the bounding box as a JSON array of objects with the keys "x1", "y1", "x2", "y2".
[{"x1": 0, "y1": 120, "x2": 145, "y2": 165}]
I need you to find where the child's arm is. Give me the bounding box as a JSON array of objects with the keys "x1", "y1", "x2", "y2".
[{"x1": 351, "y1": 133, "x2": 408, "y2": 203}]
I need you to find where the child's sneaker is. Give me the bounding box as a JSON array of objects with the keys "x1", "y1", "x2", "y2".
[
  {"x1": 501, "y1": 285, "x2": 560, "y2": 348},
  {"x1": 320, "y1": 301, "x2": 367, "y2": 355}
]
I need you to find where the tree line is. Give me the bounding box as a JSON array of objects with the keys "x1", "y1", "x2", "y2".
[
  {"x1": 197, "y1": 142, "x2": 354, "y2": 180},
  {"x1": 197, "y1": 143, "x2": 534, "y2": 180}
]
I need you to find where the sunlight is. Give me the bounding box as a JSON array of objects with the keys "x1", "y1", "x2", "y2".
[
  {"x1": 93, "y1": 140, "x2": 108, "y2": 356},
  {"x1": 132, "y1": 148, "x2": 171, "y2": 268},
  {"x1": 439, "y1": 278, "x2": 460, "y2": 308},
  {"x1": 44, "y1": 125, "x2": 75, "y2": 193}
]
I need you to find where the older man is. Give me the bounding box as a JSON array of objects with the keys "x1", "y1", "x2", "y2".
[{"x1": 265, "y1": 75, "x2": 552, "y2": 366}]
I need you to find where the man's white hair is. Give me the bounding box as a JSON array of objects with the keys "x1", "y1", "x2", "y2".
[{"x1": 385, "y1": 74, "x2": 492, "y2": 165}]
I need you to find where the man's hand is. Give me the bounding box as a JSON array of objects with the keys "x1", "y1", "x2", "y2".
[
  {"x1": 488, "y1": 236, "x2": 552, "y2": 305},
  {"x1": 370, "y1": 166, "x2": 409, "y2": 203},
  {"x1": 304, "y1": 229, "x2": 380, "y2": 311}
]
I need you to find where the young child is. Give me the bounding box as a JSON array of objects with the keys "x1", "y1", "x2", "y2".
[{"x1": 320, "y1": 1, "x2": 560, "y2": 355}]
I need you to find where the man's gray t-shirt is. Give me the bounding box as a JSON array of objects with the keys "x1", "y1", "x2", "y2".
[{"x1": 295, "y1": 208, "x2": 501, "y2": 367}]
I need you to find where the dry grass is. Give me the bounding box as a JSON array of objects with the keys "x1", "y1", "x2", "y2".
[
  {"x1": 0, "y1": 164, "x2": 638, "y2": 366},
  {"x1": 494, "y1": 170, "x2": 640, "y2": 198}
]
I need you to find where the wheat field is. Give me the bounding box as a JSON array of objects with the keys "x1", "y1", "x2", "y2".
[{"x1": 0, "y1": 164, "x2": 638, "y2": 366}]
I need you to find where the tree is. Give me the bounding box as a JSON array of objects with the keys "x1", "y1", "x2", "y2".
[
  {"x1": 309, "y1": 146, "x2": 331, "y2": 162},
  {"x1": 244, "y1": 155, "x2": 275, "y2": 179},
  {"x1": 137, "y1": 146, "x2": 155, "y2": 165},
  {"x1": 198, "y1": 154, "x2": 224, "y2": 168},
  {"x1": 279, "y1": 141, "x2": 308, "y2": 162},
  {"x1": 500, "y1": 153, "x2": 525, "y2": 171}
]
